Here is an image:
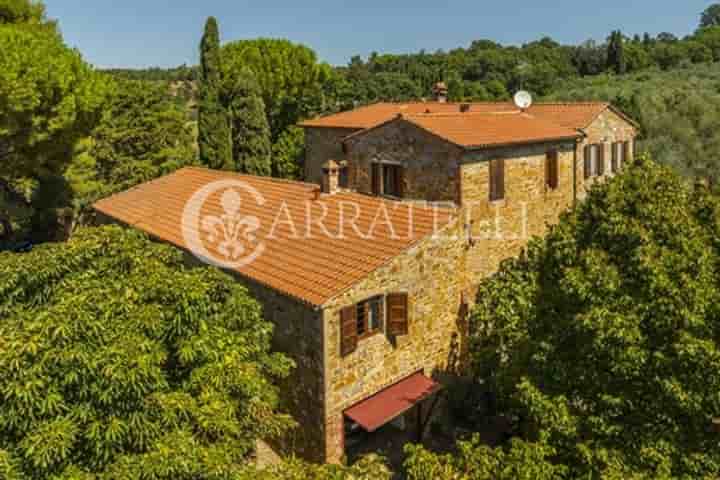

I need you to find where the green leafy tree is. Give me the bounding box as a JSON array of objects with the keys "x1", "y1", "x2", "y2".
[
  {"x1": 700, "y1": 3, "x2": 720, "y2": 28},
  {"x1": 0, "y1": 3, "x2": 107, "y2": 243},
  {"x1": 221, "y1": 39, "x2": 332, "y2": 139},
  {"x1": 271, "y1": 126, "x2": 304, "y2": 180},
  {"x1": 404, "y1": 437, "x2": 566, "y2": 480},
  {"x1": 0, "y1": 0, "x2": 50, "y2": 26},
  {"x1": 65, "y1": 79, "x2": 197, "y2": 217},
  {"x1": 465, "y1": 157, "x2": 720, "y2": 478},
  {"x1": 198, "y1": 17, "x2": 232, "y2": 170},
  {"x1": 224, "y1": 69, "x2": 272, "y2": 176},
  {"x1": 0, "y1": 226, "x2": 294, "y2": 478}
]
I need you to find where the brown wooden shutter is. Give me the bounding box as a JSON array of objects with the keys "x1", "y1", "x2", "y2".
[
  {"x1": 584, "y1": 145, "x2": 591, "y2": 179},
  {"x1": 624, "y1": 141, "x2": 631, "y2": 166},
  {"x1": 371, "y1": 163, "x2": 381, "y2": 195},
  {"x1": 340, "y1": 306, "x2": 358, "y2": 356},
  {"x1": 546, "y1": 151, "x2": 559, "y2": 190},
  {"x1": 386, "y1": 293, "x2": 409, "y2": 336},
  {"x1": 395, "y1": 166, "x2": 405, "y2": 198},
  {"x1": 490, "y1": 159, "x2": 505, "y2": 201},
  {"x1": 597, "y1": 144, "x2": 605, "y2": 175},
  {"x1": 611, "y1": 142, "x2": 618, "y2": 172}
]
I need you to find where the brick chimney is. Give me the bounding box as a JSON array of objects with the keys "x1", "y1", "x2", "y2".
[
  {"x1": 322, "y1": 160, "x2": 340, "y2": 195},
  {"x1": 460, "y1": 103, "x2": 471, "y2": 113},
  {"x1": 432, "y1": 82, "x2": 448, "y2": 103}
]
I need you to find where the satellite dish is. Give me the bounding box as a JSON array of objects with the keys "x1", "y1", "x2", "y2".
[{"x1": 514, "y1": 90, "x2": 533, "y2": 110}]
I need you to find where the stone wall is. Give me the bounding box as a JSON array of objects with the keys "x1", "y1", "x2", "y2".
[
  {"x1": 344, "y1": 119, "x2": 465, "y2": 203},
  {"x1": 576, "y1": 108, "x2": 637, "y2": 200},
  {"x1": 304, "y1": 127, "x2": 360, "y2": 184},
  {"x1": 321, "y1": 220, "x2": 469, "y2": 463},
  {"x1": 460, "y1": 140, "x2": 577, "y2": 285},
  {"x1": 236, "y1": 277, "x2": 327, "y2": 463}
]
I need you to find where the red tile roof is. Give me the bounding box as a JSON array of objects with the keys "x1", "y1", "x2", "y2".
[
  {"x1": 94, "y1": 167, "x2": 456, "y2": 307},
  {"x1": 397, "y1": 111, "x2": 582, "y2": 149},
  {"x1": 299, "y1": 101, "x2": 634, "y2": 132}
]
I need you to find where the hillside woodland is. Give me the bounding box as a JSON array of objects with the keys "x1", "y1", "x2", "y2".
[{"x1": 2, "y1": 0, "x2": 720, "y2": 478}]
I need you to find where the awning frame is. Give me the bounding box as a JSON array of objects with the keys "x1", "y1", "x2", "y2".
[{"x1": 343, "y1": 371, "x2": 443, "y2": 433}]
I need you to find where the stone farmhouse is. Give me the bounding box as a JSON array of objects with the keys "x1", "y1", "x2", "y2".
[{"x1": 93, "y1": 87, "x2": 637, "y2": 464}]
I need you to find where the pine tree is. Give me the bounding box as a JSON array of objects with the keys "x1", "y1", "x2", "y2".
[
  {"x1": 607, "y1": 30, "x2": 627, "y2": 75},
  {"x1": 198, "y1": 17, "x2": 232, "y2": 170},
  {"x1": 227, "y1": 69, "x2": 272, "y2": 176}
]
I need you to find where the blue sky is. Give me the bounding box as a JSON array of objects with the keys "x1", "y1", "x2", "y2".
[{"x1": 46, "y1": 0, "x2": 712, "y2": 68}]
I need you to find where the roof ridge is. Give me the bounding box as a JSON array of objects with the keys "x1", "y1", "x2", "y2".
[
  {"x1": 181, "y1": 166, "x2": 319, "y2": 190},
  {"x1": 402, "y1": 110, "x2": 522, "y2": 118}
]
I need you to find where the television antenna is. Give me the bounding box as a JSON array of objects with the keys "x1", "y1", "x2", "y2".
[{"x1": 514, "y1": 90, "x2": 533, "y2": 110}]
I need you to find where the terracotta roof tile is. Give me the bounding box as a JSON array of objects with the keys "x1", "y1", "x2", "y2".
[
  {"x1": 94, "y1": 167, "x2": 456, "y2": 307},
  {"x1": 347, "y1": 111, "x2": 581, "y2": 149}
]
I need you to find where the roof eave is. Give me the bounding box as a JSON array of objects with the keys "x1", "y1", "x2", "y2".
[{"x1": 463, "y1": 134, "x2": 584, "y2": 151}]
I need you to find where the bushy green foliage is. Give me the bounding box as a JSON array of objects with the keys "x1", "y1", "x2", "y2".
[
  {"x1": 198, "y1": 17, "x2": 232, "y2": 170},
  {"x1": 271, "y1": 126, "x2": 304, "y2": 180},
  {"x1": 404, "y1": 437, "x2": 566, "y2": 480},
  {"x1": 224, "y1": 69, "x2": 272, "y2": 176},
  {"x1": 256, "y1": 455, "x2": 391, "y2": 479},
  {"x1": 0, "y1": 226, "x2": 295, "y2": 478},
  {"x1": 464, "y1": 156, "x2": 720, "y2": 478},
  {"x1": 68, "y1": 79, "x2": 197, "y2": 211},
  {"x1": 0, "y1": 0, "x2": 47, "y2": 25},
  {"x1": 0, "y1": 1, "x2": 107, "y2": 243},
  {"x1": 0, "y1": 23, "x2": 107, "y2": 181}
]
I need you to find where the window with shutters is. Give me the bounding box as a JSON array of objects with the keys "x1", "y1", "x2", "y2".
[
  {"x1": 545, "y1": 151, "x2": 559, "y2": 190},
  {"x1": 370, "y1": 162, "x2": 404, "y2": 198},
  {"x1": 489, "y1": 158, "x2": 505, "y2": 201}
]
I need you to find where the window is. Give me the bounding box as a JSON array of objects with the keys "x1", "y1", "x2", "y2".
[
  {"x1": 584, "y1": 144, "x2": 605, "y2": 178},
  {"x1": 339, "y1": 164, "x2": 349, "y2": 188},
  {"x1": 545, "y1": 151, "x2": 559, "y2": 190},
  {"x1": 383, "y1": 164, "x2": 404, "y2": 198},
  {"x1": 371, "y1": 162, "x2": 405, "y2": 198},
  {"x1": 340, "y1": 293, "x2": 408, "y2": 357},
  {"x1": 611, "y1": 142, "x2": 626, "y2": 172},
  {"x1": 489, "y1": 158, "x2": 505, "y2": 201}
]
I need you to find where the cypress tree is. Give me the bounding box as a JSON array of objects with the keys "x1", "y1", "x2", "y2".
[
  {"x1": 198, "y1": 17, "x2": 232, "y2": 170},
  {"x1": 227, "y1": 69, "x2": 272, "y2": 176},
  {"x1": 607, "y1": 30, "x2": 627, "y2": 75}
]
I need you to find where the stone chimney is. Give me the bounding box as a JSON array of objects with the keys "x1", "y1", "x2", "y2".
[
  {"x1": 321, "y1": 160, "x2": 340, "y2": 195},
  {"x1": 460, "y1": 103, "x2": 471, "y2": 113},
  {"x1": 432, "y1": 82, "x2": 448, "y2": 103}
]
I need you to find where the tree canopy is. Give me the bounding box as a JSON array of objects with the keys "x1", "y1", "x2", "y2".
[
  {"x1": 0, "y1": 22, "x2": 107, "y2": 181},
  {"x1": 701, "y1": 4, "x2": 720, "y2": 29},
  {"x1": 221, "y1": 38, "x2": 333, "y2": 140},
  {"x1": 66, "y1": 79, "x2": 197, "y2": 214},
  {"x1": 459, "y1": 156, "x2": 720, "y2": 478},
  {"x1": 0, "y1": 226, "x2": 294, "y2": 478}
]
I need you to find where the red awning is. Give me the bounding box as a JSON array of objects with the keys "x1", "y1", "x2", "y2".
[{"x1": 344, "y1": 372, "x2": 442, "y2": 432}]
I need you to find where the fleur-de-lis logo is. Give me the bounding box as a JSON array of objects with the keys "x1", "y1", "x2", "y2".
[
  {"x1": 201, "y1": 189, "x2": 261, "y2": 261},
  {"x1": 182, "y1": 180, "x2": 266, "y2": 269}
]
